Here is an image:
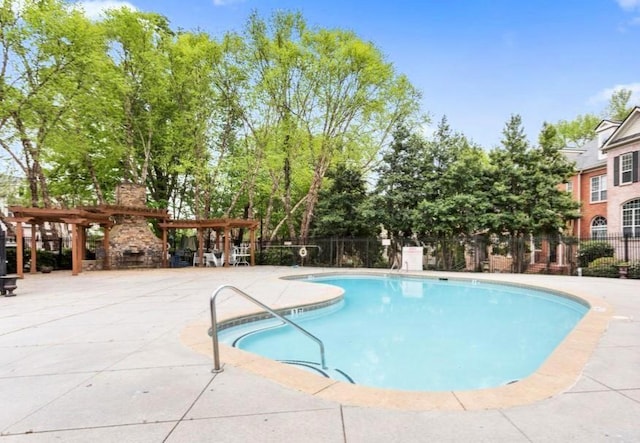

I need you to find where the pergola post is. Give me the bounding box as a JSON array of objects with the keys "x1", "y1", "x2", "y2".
[
  {"x1": 80, "y1": 225, "x2": 87, "y2": 271},
  {"x1": 30, "y1": 224, "x2": 37, "y2": 274},
  {"x1": 224, "y1": 227, "x2": 231, "y2": 267},
  {"x1": 71, "y1": 223, "x2": 80, "y2": 276},
  {"x1": 161, "y1": 227, "x2": 168, "y2": 268},
  {"x1": 103, "y1": 225, "x2": 111, "y2": 270},
  {"x1": 250, "y1": 228, "x2": 256, "y2": 266},
  {"x1": 15, "y1": 220, "x2": 24, "y2": 279},
  {"x1": 197, "y1": 228, "x2": 204, "y2": 267}
]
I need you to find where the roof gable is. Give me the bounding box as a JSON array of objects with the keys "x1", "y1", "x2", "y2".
[
  {"x1": 602, "y1": 106, "x2": 640, "y2": 151},
  {"x1": 595, "y1": 119, "x2": 620, "y2": 133}
]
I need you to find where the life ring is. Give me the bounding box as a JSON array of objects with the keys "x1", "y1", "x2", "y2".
[{"x1": 299, "y1": 247, "x2": 308, "y2": 258}]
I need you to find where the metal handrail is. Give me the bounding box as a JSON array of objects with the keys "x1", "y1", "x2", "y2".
[{"x1": 209, "y1": 284, "x2": 327, "y2": 373}]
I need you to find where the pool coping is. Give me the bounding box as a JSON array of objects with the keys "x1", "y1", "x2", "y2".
[{"x1": 181, "y1": 271, "x2": 612, "y2": 411}]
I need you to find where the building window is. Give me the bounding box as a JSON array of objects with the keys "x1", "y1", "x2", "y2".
[
  {"x1": 590, "y1": 175, "x2": 607, "y2": 202},
  {"x1": 566, "y1": 182, "x2": 573, "y2": 193},
  {"x1": 590, "y1": 216, "x2": 607, "y2": 239},
  {"x1": 620, "y1": 153, "x2": 633, "y2": 184},
  {"x1": 622, "y1": 199, "x2": 640, "y2": 237},
  {"x1": 614, "y1": 151, "x2": 639, "y2": 186}
]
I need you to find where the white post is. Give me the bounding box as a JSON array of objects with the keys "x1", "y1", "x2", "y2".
[{"x1": 530, "y1": 234, "x2": 535, "y2": 264}]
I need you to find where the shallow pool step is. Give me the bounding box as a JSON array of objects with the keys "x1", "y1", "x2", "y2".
[{"x1": 279, "y1": 360, "x2": 355, "y2": 384}]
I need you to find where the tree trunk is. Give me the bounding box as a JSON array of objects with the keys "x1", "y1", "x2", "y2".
[
  {"x1": 263, "y1": 176, "x2": 279, "y2": 241},
  {"x1": 123, "y1": 95, "x2": 138, "y2": 183},
  {"x1": 13, "y1": 114, "x2": 40, "y2": 206},
  {"x1": 282, "y1": 147, "x2": 297, "y2": 240},
  {"x1": 299, "y1": 157, "x2": 330, "y2": 242},
  {"x1": 0, "y1": 211, "x2": 16, "y2": 236},
  {"x1": 270, "y1": 196, "x2": 307, "y2": 241},
  {"x1": 86, "y1": 155, "x2": 106, "y2": 204}
]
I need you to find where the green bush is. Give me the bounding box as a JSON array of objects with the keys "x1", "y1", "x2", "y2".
[
  {"x1": 581, "y1": 266, "x2": 619, "y2": 278},
  {"x1": 3, "y1": 248, "x2": 73, "y2": 273},
  {"x1": 36, "y1": 250, "x2": 57, "y2": 269},
  {"x1": 628, "y1": 261, "x2": 640, "y2": 279},
  {"x1": 58, "y1": 249, "x2": 73, "y2": 269},
  {"x1": 577, "y1": 259, "x2": 640, "y2": 279},
  {"x1": 588, "y1": 257, "x2": 622, "y2": 268},
  {"x1": 577, "y1": 241, "x2": 614, "y2": 268},
  {"x1": 258, "y1": 248, "x2": 296, "y2": 266}
]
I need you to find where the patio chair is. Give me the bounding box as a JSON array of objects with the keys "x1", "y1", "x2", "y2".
[{"x1": 209, "y1": 251, "x2": 223, "y2": 267}]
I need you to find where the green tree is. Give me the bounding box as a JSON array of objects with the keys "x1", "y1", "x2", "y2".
[
  {"x1": 38, "y1": 8, "x2": 222, "y2": 214},
  {"x1": 373, "y1": 124, "x2": 428, "y2": 241},
  {"x1": 552, "y1": 114, "x2": 600, "y2": 148},
  {"x1": 296, "y1": 26, "x2": 420, "y2": 241},
  {"x1": 101, "y1": 9, "x2": 175, "y2": 187},
  {"x1": 414, "y1": 117, "x2": 491, "y2": 268},
  {"x1": 532, "y1": 122, "x2": 580, "y2": 236},
  {"x1": 0, "y1": 0, "x2": 106, "y2": 206},
  {"x1": 311, "y1": 164, "x2": 376, "y2": 238},
  {"x1": 161, "y1": 31, "x2": 220, "y2": 218},
  {"x1": 486, "y1": 115, "x2": 536, "y2": 272},
  {"x1": 551, "y1": 88, "x2": 638, "y2": 149},
  {"x1": 0, "y1": 171, "x2": 24, "y2": 234},
  {"x1": 222, "y1": 11, "x2": 421, "y2": 241},
  {"x1": 487, "y1": 116, "x2": 580, "y2": 272},
  {"x1": 1, "y1": 4, "x2": 421, "y2": 238},
  {"x1": 607, "y1": 88, "x2": 634, "y2": 121},
  {"x1": 236, "y1": 11, "x2": 308, "y2": 238}
]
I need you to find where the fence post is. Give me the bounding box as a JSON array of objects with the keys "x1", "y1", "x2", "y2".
[
  {"x1": 0, "y1": 230, "x2": 6, "y2": 276},
  {"x1": 330, "y1": 238, "x2": 334, "y2": 267},
  {"x1": 57, "y1": 237, "x2": 63, "y2": 269},
  {"x1": 624, "y1": 233, "x2": 630, "y2": 263}
]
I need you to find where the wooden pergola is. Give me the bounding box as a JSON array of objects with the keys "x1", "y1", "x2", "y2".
[
  {"x1": 158, "y1": 218, "x2": 260, "y2": 267},
  {"x1": 8, "y1": 205, "x2": 169, "y2": 278}
]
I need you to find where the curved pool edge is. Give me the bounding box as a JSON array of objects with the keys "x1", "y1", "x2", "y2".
[{"x1": 180, "y1": 270, "x2": 612, "y2": 411}]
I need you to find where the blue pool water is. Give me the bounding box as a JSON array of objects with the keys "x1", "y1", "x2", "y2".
[{"x1": 219, "y1": 275, "x2": 588, "y2": 391}]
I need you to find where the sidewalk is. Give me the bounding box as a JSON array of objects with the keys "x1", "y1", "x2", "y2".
[{"x1": 0, "y1": 267, "x2": 638, "y2": 442}]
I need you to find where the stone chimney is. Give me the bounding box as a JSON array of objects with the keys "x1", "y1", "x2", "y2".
[{"x1": 108, "y1": 183, "x2": 163, "y2": 269}]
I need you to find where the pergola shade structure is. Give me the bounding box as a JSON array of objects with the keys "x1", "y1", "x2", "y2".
[
  {"x1": 8, "y1": 205, "x2": 169, "y2": 277},
  {"x1": 7, "y1": 205, "x2": 259, "y2": 276},
  {"x1": 158, "y1": 218, "x2": 259, "y2": 267}
]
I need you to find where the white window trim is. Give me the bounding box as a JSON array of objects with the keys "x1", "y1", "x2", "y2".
[
  {"x1": 622, "y1": 199, "x2": 640, "y2": 237},
  {"x1": 590, "y1": 216, "x2": 607, "y2": 239},
  {"x1": 620, "y1": 152, "x2": 633, "y2": 185},
  {"x1": 590, "y1": 175, "x2": 607, "y2": 203}
]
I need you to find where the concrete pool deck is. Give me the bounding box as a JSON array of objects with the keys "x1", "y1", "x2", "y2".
[{"x1": 0, "y1": 266, "x2": 638, "y2": 442}]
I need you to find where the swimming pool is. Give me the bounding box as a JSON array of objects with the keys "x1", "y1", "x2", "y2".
[{"x1": 219, "y1": 274, "x2": 589, "y2": 391}]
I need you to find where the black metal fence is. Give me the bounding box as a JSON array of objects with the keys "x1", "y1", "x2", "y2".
[
  {"x1": 256, "y1": 233, "x2": 640, "y2": 277},
  {"x1": 256, "y1": 236, "x2": 504, "y2": 270},
  {"x1": 3, "y1": 232, "x2": 638, "y2": 278},
  {"x1": 574, "y1": 233, "x2": 640, "y2": 263},
  {"x1": 258, "y1": 238, "x2": 388, "y2": 268}
]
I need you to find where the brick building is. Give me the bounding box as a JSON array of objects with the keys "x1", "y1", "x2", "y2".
[{"x1": 563, "y1": 107, "x2": 640, "y2": 240}]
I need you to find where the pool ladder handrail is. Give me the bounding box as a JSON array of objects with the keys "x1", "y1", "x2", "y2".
[{"x1": 209, "y1": 284, "x2": 327, "y2": 373}]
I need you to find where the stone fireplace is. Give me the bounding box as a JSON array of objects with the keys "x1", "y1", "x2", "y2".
[{"x1": 108, "y1": 183, "x2": 163, "y2": 269}]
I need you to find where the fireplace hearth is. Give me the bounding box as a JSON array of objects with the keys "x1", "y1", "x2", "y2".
[{"x1": 108, "y1": 183, "x2": 163, "y2": 270}]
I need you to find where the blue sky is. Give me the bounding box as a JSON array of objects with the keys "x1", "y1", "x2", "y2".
[{"x1": 78, "y1": 0, "x2": 640, "y2": 148}]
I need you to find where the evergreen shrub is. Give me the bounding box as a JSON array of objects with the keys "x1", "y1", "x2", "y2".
[{"x1": 577, "y1": 241, "x2": 614, "y2": 268}]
